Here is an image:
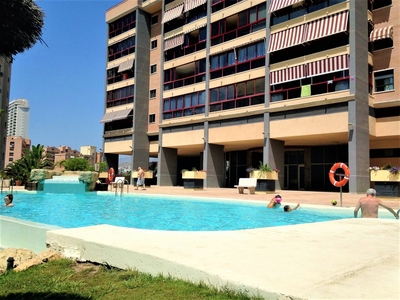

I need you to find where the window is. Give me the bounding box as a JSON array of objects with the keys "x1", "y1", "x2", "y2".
[
  {"x1": 150, "y1": 64, "x2": 157, "y2": 74},
  {"x1": 373, "y1": 38, "x2": 393, "y2": 51},
  {"x1": 151, "y1": 39, "x2": 157, "y2": 49},
  {"x1": 149, "y1": 114, "x2": 156, "y2": 123},
  {"x1": 373, "y1": 0, "x2": 392, "y2": 10},
  {"x1": 150, "y1": 89, "x2": 156, "y2": 98},
  {"x1": 374, "y1": 69, "x2": 394, "y2": 92},
  {"x1": 151, "y1": 14, "x2": 158, "y2": 25}
]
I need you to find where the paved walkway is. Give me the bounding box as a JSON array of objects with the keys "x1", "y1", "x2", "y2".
[{"x1": 45, "y1": 185, "x2": 400, "y2": 300}]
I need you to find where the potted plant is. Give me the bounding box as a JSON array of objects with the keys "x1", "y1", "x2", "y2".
[
  {"x1": 369, "y1": 163, "x2": 400, "y2": 182},
  {"x1": 248, "y1": 161, "x2": 279, "y2": 180},
  {"x1": 14, "y1": 175, "x2": 23, "y2": 186},
  {"x1": 181, "y1": 168, "x2": 207, "y2": 179}
]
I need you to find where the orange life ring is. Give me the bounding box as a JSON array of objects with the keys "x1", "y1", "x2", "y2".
[
  {"x1": 329, "y1": 163, "x2": 350, "y2": 187},
  {"x1": 108, "y1": 167, "x2": 115, "y2": 182}
]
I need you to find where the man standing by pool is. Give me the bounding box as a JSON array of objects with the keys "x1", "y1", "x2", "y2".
[
  {"x1": 354, "y1": 188, "x2": 399, "y2": 219},
  {"x1": 135, "y1": 167, "x2": 146, "y2": 190}
]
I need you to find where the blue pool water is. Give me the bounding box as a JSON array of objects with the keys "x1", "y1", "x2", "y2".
[{"x1": 0, "y1": 192, "x2": 377, "y2": 231}]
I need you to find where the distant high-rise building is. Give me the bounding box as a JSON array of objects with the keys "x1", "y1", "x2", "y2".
[
  {"x1": 0, "y1": 56, "x2": 12, "y2": 169},
  {"x1": 7, "y1": 98, "x2": 30, "y2": 138}
]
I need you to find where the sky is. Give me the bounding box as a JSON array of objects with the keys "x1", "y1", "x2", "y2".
[{"x1": 10, "y1": 0, "x2": 122, "y2": 151}]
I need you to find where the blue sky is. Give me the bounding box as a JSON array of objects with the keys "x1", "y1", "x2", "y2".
[{"x1": 10, "y1": 0, "x2": 121, "y2": 151}]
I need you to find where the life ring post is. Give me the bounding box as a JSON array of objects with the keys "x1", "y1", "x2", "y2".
[{"x1": 329, "y1": 163, "x2": 350, "y2": 207}]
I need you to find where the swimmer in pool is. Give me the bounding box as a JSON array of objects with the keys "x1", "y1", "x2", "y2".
[
  {"x1": 267, "y1": 195, "x2": 282, "y2": 208},
  {"x1": 284, "y1": 203, "x2": 300, "y2": 212},
  {"x1": 4, "y1": 194, "x2": 14, "y2": 207}
]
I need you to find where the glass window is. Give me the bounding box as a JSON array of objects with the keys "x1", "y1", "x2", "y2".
[
  {"x1": 170, "y1": 98, "x2": 177, "y2": 110},
  {"x1": 192, "y1": 93, "x2": 198, "y2": 105},
  {"x1": 249, "y1": 7, "x2": 256, "y2": 23},
  {"x1": 211, "y1": 89, "x2": 218, "y2": 102},
  {"x1": 238, "y1": 48, "x2": 246, "y2": 62},
  {"x1": 177, "y1": 96, "x2": 183, "y2": 108},
  {"x1": 163, "y1": 99, "x2": 170, "y2": 111},
  {"x1": 247, "y1": 44, "x2": 256, "y2": 59},
  {"x1": 198, "y1": 91, "x2": 205, "y2": 104},
  {"x1": 150, "y1": 64, "x2": 157, "y2": 74},
  {"x1": 211, "y1": 56, "x2": 219, "y2": 69},
  {"x1": 257, "y1": 41, "x2": 265, "y2": 56},
  {"x1": 151, "y1": 40, "x2": 157, "y2": 49},
  {"x1": 199, "y1": 28, "x2": 206, "y2": 41},
  {"x1": 373, "y1": 0, "x2": 392, "y2": 10},
  {"x1": 257, "y1": 3, "x2": 266, "y2": 20},
  {"x1": 228, "y1": 51, "x2": 235, "y2": 65},
  {"x1": 227, "y1": 85, "x2": 235, "y2": 99},
  {"x1": 219, "y1": 87, "x2": 226, "y2": 100},
  {"x1": 246, "y1": 80, "x2": 254, "y2": 95},
  {"x1": 255, "y1": 77, "x2": 265, "y2": 93},
  {"x1": 374, "y1": 69, "x2": 394, "y2": 92},
  {"x1": 151, "y1": 15, "x2": 158, "y2": 25},
  {"x1": 184, "y1": 95, "x2": 191, "y2": 107},
  {"x1": 150, "y1": 89, "x2": 156, "y2": 98},
  {"x1": 237, "y1": 82, "x2": 245, "y2": 97}
]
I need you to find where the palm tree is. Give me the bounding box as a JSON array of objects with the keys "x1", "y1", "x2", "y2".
[
  {"x1": 4, "y1": 144, "x2": 53, "y2": 182},
  {"x1": 0, "y1": 0, "x2": 46, "y2": 59}
]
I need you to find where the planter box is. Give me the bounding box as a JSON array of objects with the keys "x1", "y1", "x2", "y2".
[
  {"x1": 182, "y1": 171, "x2": 207, "y2": 180},
  {"x1": 132, "y1": 171, "x2": 154, "y2": 179},
  {"x1": 370, "y1": 170, "x2": 400, "y2": 182},
  {"x1": 249, "y1": 171, "x2": 278, "y2": 180}
]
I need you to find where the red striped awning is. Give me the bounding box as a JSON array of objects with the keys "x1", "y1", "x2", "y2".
[
  {"x1": 369, "y1": 26, "x2": 393, "y2": 42},
  {"x1": 269, "y1": 0, "x2": 304, "y2": 13},
  {"x1": 306, "y1": 54, "x2": 349, "y2": 77},
  {"x1": 184, "y1": 0, "x2": 207, "y2": 13},
  {"x1": 305, "y1": 11, "x2": 349, "y2": 42},
  {"x1": 162, "y1": 4, "x2": 184, "y2": 24},
  {"x1": 268, "y1": 24, "x2": 306, "y2": 53},
  {"x1": 270, "y1": 65, "x2": 306, "y2": 85},
  {"x1": 164, "y1": 33, "x2": 184, "y2": 51}
]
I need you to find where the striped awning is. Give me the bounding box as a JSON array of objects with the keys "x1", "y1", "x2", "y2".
[
  {"x1": 164, "y1": 33, "x2": 184, "y2": 51},
  {"x1": 211, "y1": 36, "x2": 265, "y2": 56},
  {"x1": 184, "y1": 0, "x2": 207, "y2": 13},
  {"x1": 305, "y1": 11, "x2": 349, "y2": 42},
  {"x1": 100, "y1": 111, "x2": 118, "y2": 123},
  {"x1": 306, "y1": 54, "x2": 349, "y2": 77},
  {"x1": 118, "y1": 58, "x2": 134, "y2": 73},
  {"x1": 162, "y1": 4, "x2": 184, "y2": 24},
  {"x1": 112, "y1": 108, "x2": 132, "y2": 121},
  {"x1": 369, "y1": 26, "x2": 393, "y2": 42},
  {"x1": 100, "y1": 108, "x2": 132, "y2": 123},
  {"x1": 269, "y1": 0, "x2": 305, "y2": 13},
  {"x1": 268, "y1": 24, "x2": 306, "y2": 53},
  {"x1": 270, "y1": 65, "x2": 306, "y2": 85}
]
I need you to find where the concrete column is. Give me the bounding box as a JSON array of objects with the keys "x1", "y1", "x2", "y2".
[
  {"x1": 348, "y1": 1, "x2": 370, "y2": 193},
  {"x1": 264, "y1": 138, "x2": 285, "y2": 190},
  {"x1": 132, "y1": 9, "x2": 150, "y2": 172},
  {"x1": 158, "y1": 147, "x2": 178, "y2": 186},
  {"x1": 205, "y1": 144, "x2": 225, "y2": 188}
]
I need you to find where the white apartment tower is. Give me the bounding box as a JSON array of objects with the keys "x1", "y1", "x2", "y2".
[{"x1": 7, "y1": 98, "x2": 30, "y2": 138}]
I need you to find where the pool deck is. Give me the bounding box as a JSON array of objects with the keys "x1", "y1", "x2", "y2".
[{"x1": 43, "y1": 186, "x2": 400, "y2": 300}]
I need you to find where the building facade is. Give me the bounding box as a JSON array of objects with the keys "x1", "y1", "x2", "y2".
[
  {"x1": 3, "y1": 136, "x2": 31, "y2": 167},
  {"x1": 0, "y1": 57, "x2": 12, "y2": 169},
  {"x1": 7, "y1": 98, "x2": 30, "y2": 138},
  {"x1": 103, "y1": 0, "x2": 399, "y2": 193}
]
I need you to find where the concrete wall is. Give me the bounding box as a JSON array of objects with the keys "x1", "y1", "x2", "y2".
[{"x1": 0, "y1": 216, "x2": 62, "y2": 253}]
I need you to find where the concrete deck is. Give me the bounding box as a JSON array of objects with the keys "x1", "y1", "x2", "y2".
[{"x1": 45, "y1": 186, "x2": 400, "y2": 300}]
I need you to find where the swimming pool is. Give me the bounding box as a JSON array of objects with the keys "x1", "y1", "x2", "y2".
[{"x1": 1, "y1": 192, "x2": 391, "y2": 231}]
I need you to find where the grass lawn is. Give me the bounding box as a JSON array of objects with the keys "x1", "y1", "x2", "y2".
[{"x1": 0, "y1": 259, "x2": 263, "y2": 299}]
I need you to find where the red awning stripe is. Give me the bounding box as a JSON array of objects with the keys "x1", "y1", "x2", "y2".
[
  {"x1": 306, "y1": 54, "x2": 349, "y2": 77},
  {"x1": 164, "y1": 33, "x2": 185, "y2": 51},
  {"x1": 162, "y1": 4, "x2": 184, "y2": 24},
  {"x1": 268, "y1": 24, "x2": 306, "y2": 53},
  {"x1": 270, "y1": 65, "x2": 306, "y2": 85},
  {"x1": 369, "y1": 26, "x2": 393, "y2": 42},
  {"x1": 184, "y1": 0, "x2": 207, "y2": 13},
  {"x1": 269, "y1": 0, "x2": 304, "y2": 13},
  {"x1": 305, "y1": 11, "x2": 349, "y2": 42}
]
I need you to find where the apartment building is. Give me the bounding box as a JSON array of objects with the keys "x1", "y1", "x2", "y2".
[
  {"x1": 103, "y1": 0, "x2": 399, "y2": 193},
  {"x1": 7, "y1": 98, "x2": 30, "y2": 138},
  {"x1": 3, "y1": 136, "x2": 31, "y2": 167}
]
